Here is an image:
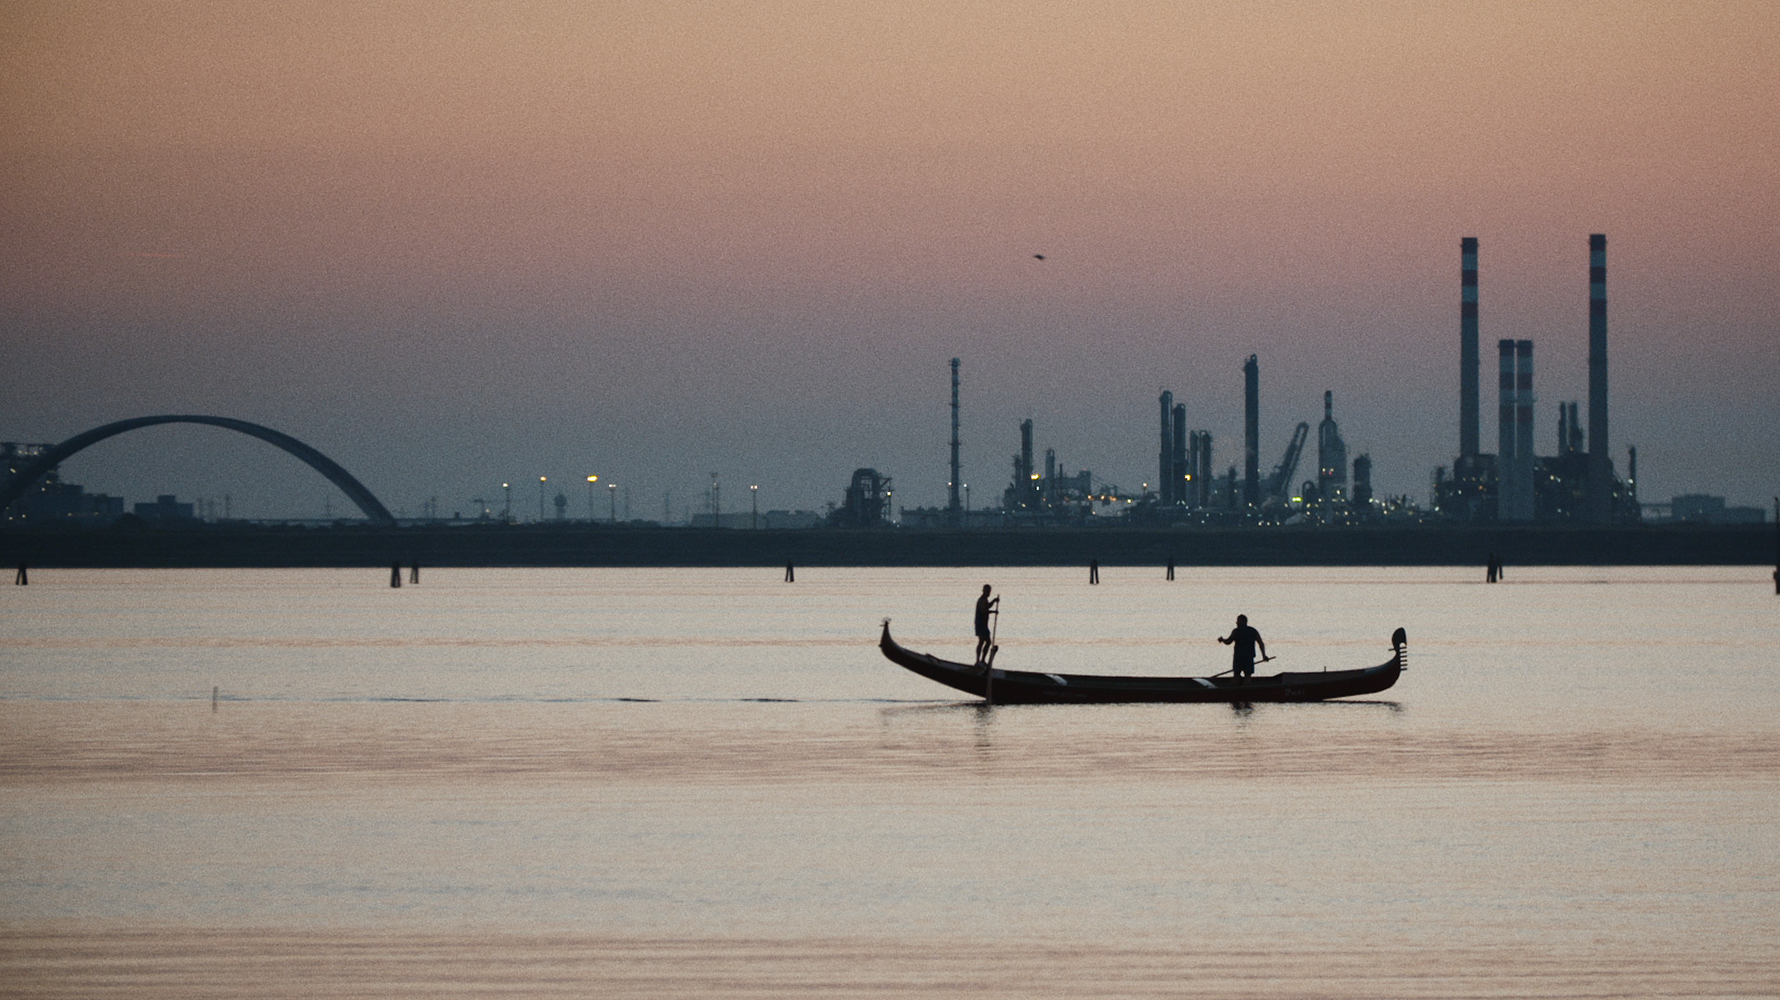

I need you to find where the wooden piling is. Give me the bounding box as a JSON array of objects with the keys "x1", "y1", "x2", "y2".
[
  {"x1": 390, "y1": 561, "x2": 401, "y2": 588},
  {"x1": 13, "y1": 562, "x2": 24, "y2": 586}
]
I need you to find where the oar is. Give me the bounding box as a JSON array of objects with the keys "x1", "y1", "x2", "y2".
[
  {"x1": 983, "y1": 600, "x2": 1001, "y2": 703},
  {"x1": 1206, "y1": 656, "x2": 1274, "y2": 679}
]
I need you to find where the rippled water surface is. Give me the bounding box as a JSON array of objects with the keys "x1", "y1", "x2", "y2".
[{"x1": 3, "y1": 566, "x2": 1777, "y2": 998}]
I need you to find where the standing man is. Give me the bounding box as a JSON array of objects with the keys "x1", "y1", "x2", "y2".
[
  {"x1": 1217, "y1": 614, "x2": 1267, "y2": 680},
  {"x1": 974, "y1": 584, "x2": 999, "y2": 666}
]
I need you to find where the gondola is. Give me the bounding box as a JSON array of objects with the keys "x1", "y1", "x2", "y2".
[{"x1": 878, "y1": 621, "x2": 1406, "y2": 704}]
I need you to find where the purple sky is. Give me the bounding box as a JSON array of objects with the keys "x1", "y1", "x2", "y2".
[{"x1": 4, "y1": 3, "x2": 1776, "y2": 520}]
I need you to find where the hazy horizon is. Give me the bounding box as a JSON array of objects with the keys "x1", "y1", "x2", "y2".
[{"x1": 4, "y1": 2, "x2": 1776, "y2": 519}]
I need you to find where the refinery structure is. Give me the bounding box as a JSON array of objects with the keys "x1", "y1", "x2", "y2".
[
  {"x1": 896, "y1": 233, "x2": 1676, "y2": 530},
  {"x1": 1432, "y1": 234, "x2": 1638, "y2": 524},
  {"x1": 4, "y1": 234, "x2": 1766, "y2": 535}
]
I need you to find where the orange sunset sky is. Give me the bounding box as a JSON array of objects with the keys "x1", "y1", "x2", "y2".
[{"x1": 3, "y1": 2, "x2": 1776, "y2": 517}]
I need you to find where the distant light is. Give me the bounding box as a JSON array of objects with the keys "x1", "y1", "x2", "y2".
[{"x1": 587, "y1": 475, "x2": 598, "y2": 483}]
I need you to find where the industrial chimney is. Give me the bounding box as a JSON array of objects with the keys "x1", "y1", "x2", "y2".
[
  {"x1": 948, "y1": 358, "x2": 961, "y2": 524},
  {"x1": 1171, "y1": 404, "x2": 1187, "y2": 505},
  {"x1": 1242, "y1": 355, "x2": 1259, "y2": 510},
  {"x1": 1158, "y1": 391, "x2": 1174, "y2": 503},
  {"x1": 1513, "y1": 339, "x2": 1535, "y2": 520},
  {"x1": 1498, "y1": 339, "x2": 1518, "y2": 520},
  {"x1": 1460, "y1": 237, "x2": 1480, "y2": 460},
  {"x1": 1587, "y1": 234, "x2": 1611, "y2": 521},
  {"x1": 1194, "y1": 432, "x2": 1213, "y2": 508},
  {"x1": 1020, "y1": 419, "x2": 1034, "y2": 487},
  {"x1": 1317, "y1": 390, "x2": 1348, "y2": 503}
]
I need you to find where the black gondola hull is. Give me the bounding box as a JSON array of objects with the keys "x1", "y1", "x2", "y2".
[{"x1": 878, "y1": 622, "x2": 1403, "y2": 704}]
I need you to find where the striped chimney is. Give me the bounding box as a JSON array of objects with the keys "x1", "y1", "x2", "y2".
[
  {"x1": 1460, "y1": 237, "x2": 1480, "y2": 459},
  {"x1": 1498, "y1": 339, "x2": 1516, "y2": 519},
  {"x1": 1513, "y1": 339, "x2": 1535, "y2": 520},
  {"x1": 1587, "y1": 234, "x2": 1610, "y2": 521}
]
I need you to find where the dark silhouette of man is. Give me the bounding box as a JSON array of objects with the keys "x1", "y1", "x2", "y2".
[
  {"x1": 974, "y1": 584, "x2": 999, "y2": 665},
  {"x1": 1218, "y1": 614, "x2": 1267, "y2": 680}
]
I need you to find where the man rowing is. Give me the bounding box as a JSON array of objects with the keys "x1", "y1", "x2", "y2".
[
  {"x1": 974, "y1": 584, "x2": 999, "y2": 666},
  {"x1": 1217, "y1": 614, "x2": 1268, "y2": 681}
]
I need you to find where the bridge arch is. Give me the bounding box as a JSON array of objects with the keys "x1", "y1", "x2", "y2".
[{"x1": 1, "y1": 415, "x2": 397, "y2": 527}]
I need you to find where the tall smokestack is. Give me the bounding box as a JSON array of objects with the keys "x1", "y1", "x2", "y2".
[
  {"x1": 948, "y1": 358, "x2": 961, "y2": 523},
  {"x1": 1587, "y1": 233, "x2": 1611, "y2": 521},
  {"x1": 1460, "y1": 237, "x2": 1480, "y2": 459},
  {"x1": 1243, "y1": 355, "x2": 1259, "y2": 510},
  {"x1": 1187, "y1": 431, "x2": 1200, "y2": 505},
  {"x1": 1513, "y1": 340, "x2": 1535, "y2": 520},
  {"x1": 1019, "y1": 419, "x2": 1034, "y2": 485},
  {"x1": 1171, "y1": 404, "x2": 1187, "y2": 506},
  {"x1": 1498, "y1": 339, "x2": 1516, "y2": 520},
  {"x1": 1196, "y1": 432, "x2": 1213, "y2": 507},
  {"x1": 1158, "y1": 391, "x2": 1173, "y2": 503}
]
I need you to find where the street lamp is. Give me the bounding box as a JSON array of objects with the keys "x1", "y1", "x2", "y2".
[
  {"x1": 608, "y1": 482, "x2": 617, "y2": 523},
  {"x1": 750, "y1": 484, "x2": 758, "y2": 530},
  {"x1": 964, "y1": 483, "x2": 970, "y2": 513},
  {"x1": 586, "y1": 475, "x2": 598, "y2": 522},
  {"x1": 502, "y1": 482, "x2": 511, "y2": 523},
  {"x1": 538, "y1": 476, "x2": 547, "y2": 522}
]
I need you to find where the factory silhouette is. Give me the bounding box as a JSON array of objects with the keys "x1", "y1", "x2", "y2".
[
  {"x1": 2, "y1": 234, "x2": 1770, "y2": 550},
  {"x1": 895, "y1": 233, "x2": 1705, "y2": 530}
]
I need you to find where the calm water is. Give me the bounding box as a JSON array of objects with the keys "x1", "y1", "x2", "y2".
[{"x1": 3, "y1": 566, "x2": 1777, "y2": 998}]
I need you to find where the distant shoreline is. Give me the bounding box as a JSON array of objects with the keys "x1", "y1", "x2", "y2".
[{"x1": 0, "y1": 523, "x2": 1769, "y2": 568}]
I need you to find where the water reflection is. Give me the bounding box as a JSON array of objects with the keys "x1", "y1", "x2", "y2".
[{"x1": 3, "y1": 566, "x2": 1777, "y2": 1000}]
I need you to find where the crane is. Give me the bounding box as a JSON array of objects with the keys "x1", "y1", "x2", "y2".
[{"x1": 1264, "y1": 422, "x2": 1311, "y2": 505}]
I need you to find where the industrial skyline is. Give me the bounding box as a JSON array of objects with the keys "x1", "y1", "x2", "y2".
[{"x1": 3, "y1": 4, "x2": 1775, "y2": 519}]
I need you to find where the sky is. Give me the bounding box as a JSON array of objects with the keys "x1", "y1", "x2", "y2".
[{"x1": 3, "y1": 1, "x2": 1777, "y2": 521}]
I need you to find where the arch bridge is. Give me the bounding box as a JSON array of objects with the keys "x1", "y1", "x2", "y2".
[{"x1": 1, "y1": 415, "x2": 396, "y2": 527}]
